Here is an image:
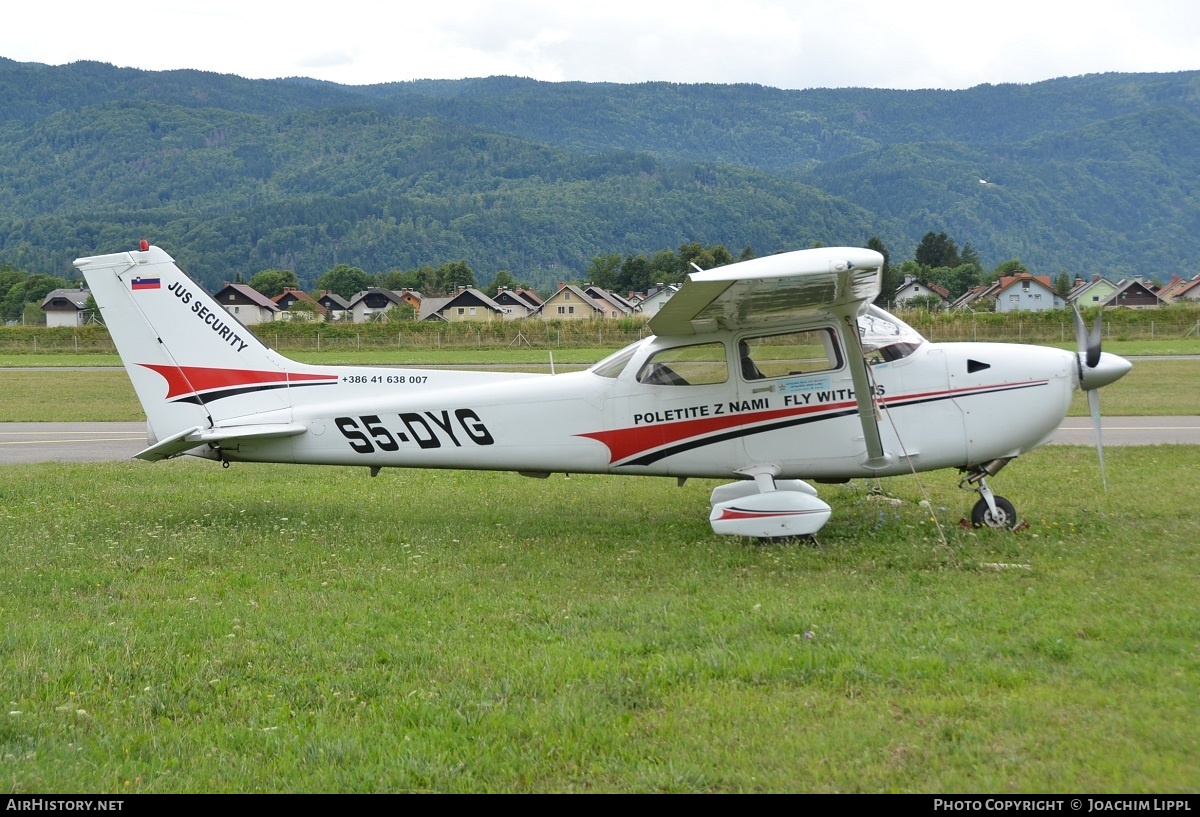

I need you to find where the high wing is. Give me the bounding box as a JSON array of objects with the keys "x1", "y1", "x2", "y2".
[
  {"x1": 649, "y1": 247, "x2": 891, "y2": 468},
  {"x1": 648, "y1": 247, "x2": 883, "y2": 337}
]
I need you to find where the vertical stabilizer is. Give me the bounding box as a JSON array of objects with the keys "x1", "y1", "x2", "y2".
[{"x1": 75, "y1": 244, "x2": 300, "y2": 443}]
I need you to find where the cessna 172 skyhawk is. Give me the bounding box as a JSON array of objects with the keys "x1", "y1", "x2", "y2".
[{"x1": 75, "y1": 242, "x2": 1131, "y2": 540}]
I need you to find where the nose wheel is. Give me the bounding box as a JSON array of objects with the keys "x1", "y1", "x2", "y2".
[
  {"x1": 960, "y1": 465, "x2": 1020, "y2": 530},
  {"x1": 970, "y1": 493, "x2": 1017, "y2": 529}
]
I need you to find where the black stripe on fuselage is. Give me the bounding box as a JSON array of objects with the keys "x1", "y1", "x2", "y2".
[{"x1": 170, "y1": 380, "x2": 332, "y2": 406}]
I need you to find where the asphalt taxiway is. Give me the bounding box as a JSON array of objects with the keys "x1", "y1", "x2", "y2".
[{"x1": 1, "y1": 418, "x2": 1197, "y2": 465}]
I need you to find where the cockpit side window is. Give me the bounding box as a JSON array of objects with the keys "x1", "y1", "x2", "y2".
[
  {"x1": 738, "y1": 329, "x2": 842, "y2": 381},
  {"x1": 636, "y1": 341, "x2": 728, "y2": 386}
]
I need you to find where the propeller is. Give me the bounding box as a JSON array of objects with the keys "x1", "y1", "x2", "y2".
[
  {"x1": 1070, "y1": 303, "x2": 1131, "y2": 489},
  {"x1": 1071, "y1": 303, "x2": 1107, "y2": 488}
]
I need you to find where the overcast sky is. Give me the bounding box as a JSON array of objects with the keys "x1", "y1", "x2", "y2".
[{"x1": 3, "y1": 0, "x2": 1197, "y2": 90}]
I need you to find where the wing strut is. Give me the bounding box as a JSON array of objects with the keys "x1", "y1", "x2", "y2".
[{"x1": 834, "y1": 306, "x2": 892, "y2": 471}]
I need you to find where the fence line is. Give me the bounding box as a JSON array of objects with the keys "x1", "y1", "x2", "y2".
[{"x1": 3, "y1": 314, "x2": 1200, "y2": 353}]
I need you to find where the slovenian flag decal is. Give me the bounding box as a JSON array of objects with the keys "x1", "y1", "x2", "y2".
[{"x1": 131, "y1": 277, "x2": 161, "y2": 290}]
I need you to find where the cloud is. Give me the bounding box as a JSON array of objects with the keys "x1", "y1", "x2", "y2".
[
  {"x1": 1, "y1": 0, "x2": 1196, "y2": 89},
  {"x1": 296, "y1": 51, "x2": 360, "y2": 72}
]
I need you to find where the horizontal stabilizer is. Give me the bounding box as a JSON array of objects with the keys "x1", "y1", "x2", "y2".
[
  {"x1": 134, "y1": 425, "x2": 205, "y2": 461},
  {"x1": 134, "y1": 422, "x2": 307, "y2": 461}
]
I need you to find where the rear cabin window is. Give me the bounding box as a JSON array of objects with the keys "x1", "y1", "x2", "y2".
[
  {"x1": 636, "y1": 341, "x2": 728, "y2": 386},
  {"x1": 738, "y1": 329, "x2": 842, "y2": 380}
]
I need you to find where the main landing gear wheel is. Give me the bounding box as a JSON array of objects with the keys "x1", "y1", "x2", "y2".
[{"x1": 970, "y1": 495, "x2": 1017, "y2": 529}]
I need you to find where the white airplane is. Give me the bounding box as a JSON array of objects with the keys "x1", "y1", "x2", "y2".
[{"x1": 75, "y1": 242, "x2": 1131, "y2": 540}]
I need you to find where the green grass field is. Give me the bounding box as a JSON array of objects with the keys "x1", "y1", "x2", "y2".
[
  {"x1": 2, "y1": 341, "x2": 1197, "y2": 792},
  {"x1": 2, "y1": 447, "x2": 1198, "y2": 792}
]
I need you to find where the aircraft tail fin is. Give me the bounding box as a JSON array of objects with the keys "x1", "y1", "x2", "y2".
[{"x1": 74, "y1": 244, "x2": 323, "y2": 447}]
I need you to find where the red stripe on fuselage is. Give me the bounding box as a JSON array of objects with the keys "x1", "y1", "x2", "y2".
[
  {"x1": 139, "y1": 364, "x2": 337, "y2": 400},
  {"x1": 577, "y1": 400, "x2": 856, "y2": 463},
  {"x1": 577, "y1": 380, "x2": 1049, "y2": 464}
]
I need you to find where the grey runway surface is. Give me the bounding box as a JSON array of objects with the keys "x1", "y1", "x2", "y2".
[
  {"x1": 1045, "y1": 416, "x2": 1200, "y2": 446},
  {"x1": 1, "y1": 418, "x2": 1197, "y2": 465},
  {"x1": 0, "y1": 422, "x2": 147, "y2": 464}
]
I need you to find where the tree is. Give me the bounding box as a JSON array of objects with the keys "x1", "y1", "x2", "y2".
[
  {"x1": 989, "y1": 259, "x2": 1026, "y2": 282},
  {"x1": 20, "y1": 273, "x2": 69, "y2": 305},
  {"x1": 615, "y1": 253, "x2": 652, "y2": 294},
  {"x1": 915, "y1": 231, "x2": 961, "y2": 269},
  {"x1": 438, "y1": 260, "x2": 476, "y2": 292},
  {"x1": 906, "y1": 294, "x2": 944, "y2": 312},
  {"x1": 248, "y1": 269, "x2": 300, "y2": 299},
  {"x1": 649, "y1": 249, "x2": 680, "y2": 284},
  {"x1": 490, "y1": 269, "x2": 518, "y2": 293},
  {"x1": 1053, "y1": 271, "x2": 1073, "y2": 298},
  {"x1": 285, "y1": 298, "x2": 320, "y2": 322},
  {"x1": 0, "y1": 281, "x2": 27, "y2": 322},
  {"x1": 411, "y1": 265, "x2": 442, "y2": 297},
  {"x1": 83, "y1": 294, "x2": 103, "y2": 325},
  {"x1": 924, "y1": 264, "x2": 982, "y2": 300},
  {"x1": 708, "y1": 244, "x2": 735, "y2": 268},
  {"x1": 316, "y1": 264, "x2": 373, "y2": 299},
  {"x1": 376, "y1": 269, "x2": 416, "y2": 291},
  {"x1": 1, "y1": 273, "x2": 69, "y2": 322},
  {"x1": 0, "y1": 269, "x2": 25, "y2": 304},
  {"x1": 677, "y1": 242, "x2": 735, "y2": 276},
  {"x1": 866, "y1": 236, "x2": 897, "y2": 308},
  {"x1": 22, "y1": 301, "x2": 45, "y2": 325},
  {"x1": 960, "y1": 242, "x2": 983, "y2": 274},
  {"x1": 584, "y1": 254, "x2": 622, "y2": 289}
]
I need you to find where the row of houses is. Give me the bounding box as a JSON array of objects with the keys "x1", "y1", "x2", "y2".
[
  {"x1": 39, "y1": 280, "x2": 683, "y2": 327},
  {"x1": 43, "y1": 268, "x2": 1198, "y2": 328},
  {"x1": 893, "y1": 271, "x2": 1200, "y2": 313}
]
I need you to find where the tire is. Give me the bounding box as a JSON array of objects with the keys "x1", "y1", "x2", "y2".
[{"x1": 971, "y1": 496, "x2": 1017, "y2": 529}]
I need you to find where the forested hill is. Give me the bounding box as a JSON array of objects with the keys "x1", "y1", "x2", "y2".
[
  {"x1": 340, "y1": 72, "x2": 1200, "y2": 173},
  {"x1": 0, "y1": 58, "x2": 1197, "y2": 291}
]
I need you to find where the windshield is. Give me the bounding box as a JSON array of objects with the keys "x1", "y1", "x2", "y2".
[
  {"x1": 857, "y1": 306, "x2": 926, "y2": 362},
  {"x1": 589, "y1": 340, "x2": 643, "y2": 378}
]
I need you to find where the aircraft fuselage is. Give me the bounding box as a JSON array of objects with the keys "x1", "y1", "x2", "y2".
[{"x1": 205, "y1": 331, "x2": 1077, "y2": 481}]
